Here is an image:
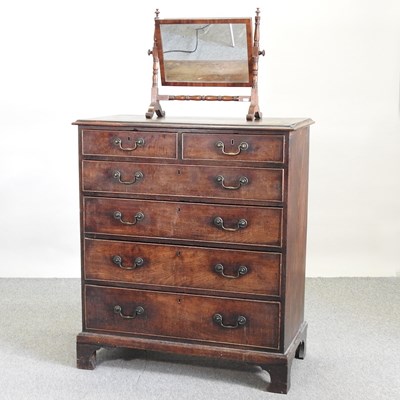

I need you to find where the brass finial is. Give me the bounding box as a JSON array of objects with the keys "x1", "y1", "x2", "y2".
[
  {"x1": 256, "y1": 8, "x2": 260, "y2": 17},
  {"x1": 155, "y1": 9, "x2": 160, "y2": 19}
]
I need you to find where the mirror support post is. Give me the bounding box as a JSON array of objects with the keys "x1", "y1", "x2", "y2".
[
  {"x1": 247, "y1": 8, "x2": 264, "y2": 121},
  {"x1": 146, "y1": 9, "x2": 165, "y2": 119}
]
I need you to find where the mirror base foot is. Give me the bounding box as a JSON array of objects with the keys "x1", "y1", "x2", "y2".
[
  {"x1": 246, "y1": 105, "x2": 262, "y2": 121},
  {"x1": 146, "y1": 102, "x2": 165, "y2": 119}
]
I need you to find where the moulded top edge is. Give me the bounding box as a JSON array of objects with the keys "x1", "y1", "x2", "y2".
[{"x1": 73, "y1": 115, "x2": 314, "y2": 131}]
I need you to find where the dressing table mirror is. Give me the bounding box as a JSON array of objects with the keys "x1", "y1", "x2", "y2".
[{"x1": 146, "y1": 9, "x2": 265, "y2": 121}]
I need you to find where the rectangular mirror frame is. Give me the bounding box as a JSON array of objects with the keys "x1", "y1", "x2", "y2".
[{"x1": 155, "y1": 18, "x2": 254, "y2": 87}]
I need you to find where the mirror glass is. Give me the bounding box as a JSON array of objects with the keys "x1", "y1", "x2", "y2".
[{"x1": 156, "y1": 19, "x2": 253, "y2": 86}]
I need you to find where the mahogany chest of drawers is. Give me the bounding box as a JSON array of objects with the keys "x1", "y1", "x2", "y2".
[{"x1": 74, "y1": 115, "x2": 313, "y2": 394}]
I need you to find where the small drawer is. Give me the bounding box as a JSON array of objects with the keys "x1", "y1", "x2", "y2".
[
  {"x1": 182, "y1": 133, "x2": 285, "y2": 163},
  {"x1": 85, "y1": 285, "x2": 280, "y2": 349},
  {"x1": 82, "y1": 160, "x2": 284, "y2": 203},
  {"x1": 81, "y1": 129, "x2": 177, "y2": 159},
  {"x1": 84, "y1": 239, "x2": 281, "y2": 297},
  {"x1": 84, "y1": 197, "x2": 283, "y2": 248}
]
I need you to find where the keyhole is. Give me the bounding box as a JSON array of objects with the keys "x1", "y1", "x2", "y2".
[
  {"x1": 176, "y1": 251, "x2": 181, "y2": 256},
  {"x1": 178, "y1": 298, "x2": 182, "y2": 304},
  {"x1": 127, "y1": 136, "x2": 131, "y2": 141},
  {"x1": 177, "y1": 169, "x2": 181, "y2": 175},
  {"x1": 231, "y1": 139, "x2": 234, "y2": 145}
]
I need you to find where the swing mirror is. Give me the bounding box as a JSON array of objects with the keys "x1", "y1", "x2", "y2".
[{"x1": 146, "y1": 9, "x2": 264, "y2": 121}]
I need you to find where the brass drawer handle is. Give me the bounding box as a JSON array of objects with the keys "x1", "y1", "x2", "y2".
[
  {"x1": 213, "y1": 216, "x2": 248, "y2": 231},
  {"x1": 112, "y1": 255, "x2": 145, "y2": 270},
  {"x1": 213, "y1": 313, "x2": 247, "y2": 329},
  {"x1": 113, "y1": 137, "x2": 145, "y2": 151},
  {"x1": 113, "y1": 211, "x2": 145, "y2": 225},
  {"x1": 113, "y1": 305, "x2": 145, "y2": 319},
  {"x1": 214, "y1": 263, "x2": 248, "y2": 278},
  {"x1": 215, "y1": 140, "x2": 249, "y2": 156},
  {"x1": 113, "y1": 170, "x2": 144, "y2": 185},
  {"x1": 216, "y1": 175, "x2": 249, "y2": 190}
]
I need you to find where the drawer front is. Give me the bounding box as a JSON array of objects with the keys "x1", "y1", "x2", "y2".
[
  {"x1": 84, "y1": 239, "x2": 281, "y2": 297},
  {"x1": 182, "y1": 133, "x2": 285, "y2": 163},
  {"x1": 84, "y1": 198, "x2": 283, "y2": 247},
  {"x1": 82, "y1": 129, "x2": 177, "y2": 159},
  {"x1": 85, "y1": 285, "x2": 280, "y2": 349},
  {"x1": 82, "y1": 161, "x2": 284, "y2": 203}
]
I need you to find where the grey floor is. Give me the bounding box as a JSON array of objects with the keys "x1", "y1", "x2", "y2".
[{"x1": 0, "y1": 278, "x2": 399, "y2": 400}]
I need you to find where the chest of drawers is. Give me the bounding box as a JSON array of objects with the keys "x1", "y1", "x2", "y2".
[{"x1": 74, "y1": 115, "x2": 312, "y2": 394}]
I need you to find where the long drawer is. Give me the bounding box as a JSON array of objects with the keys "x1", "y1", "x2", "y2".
[
  {"x1": 84, "y1": 197, "x2": 283, "y2": 247},
  {"x1": 84, "y1": 238, "x2": 281, "y2": 297},
  {"x1": 82, "y1": 160, "x2": 283, "y2": 203},
  {"x1": 84, "y1": 285, "x2": 280, "y2": 349},
  {"x1": 82, "y1": 129, "x2": 177, "y2": 159}
]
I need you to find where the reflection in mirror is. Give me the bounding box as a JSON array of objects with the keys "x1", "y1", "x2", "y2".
[{"x1": 159, "y1": 23, "x2": 250, "y2": 85}]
